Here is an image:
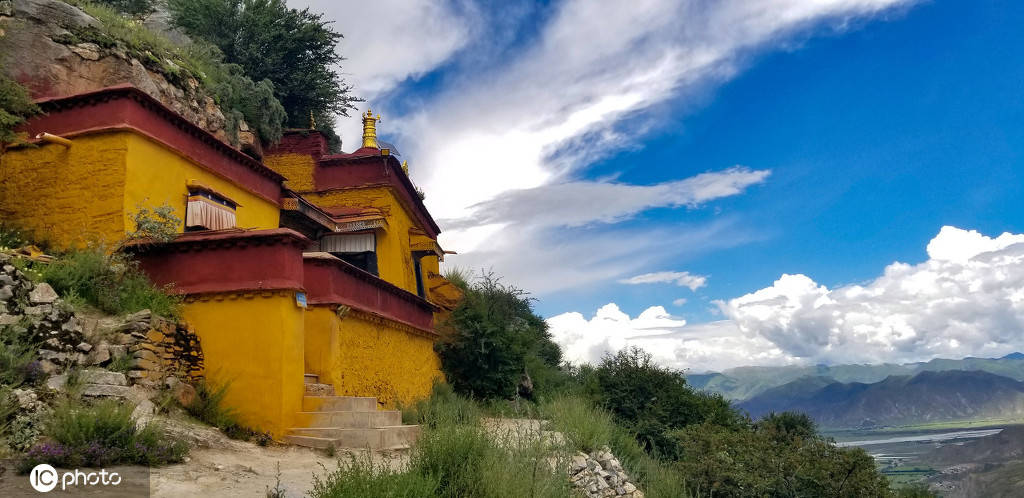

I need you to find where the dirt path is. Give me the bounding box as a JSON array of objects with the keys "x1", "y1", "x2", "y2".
[{"x1": 150, "y1": 419, "x2": 408, "y2": 497}]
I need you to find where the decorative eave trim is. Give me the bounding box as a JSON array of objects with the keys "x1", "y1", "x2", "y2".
[
  {"x1": 30, "y1": 85, "x2": 285, "y2": 183},
  {"x1": 126, "y1": 227, "x2": 311, "y2": 253},
  {"x1": 309, "y1": 304, "x2": 438, "y2": 339}
]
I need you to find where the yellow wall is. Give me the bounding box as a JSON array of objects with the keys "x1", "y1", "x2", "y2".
[
  {"x1": 182, "y1": 292, "x2": 306, "y2": 438},
  {"x1": 262, "y1": 153, "x2": 315, "y2": 192},
  {"x1": 124, "y1": 134, "x2": 281, "y2": 231},
  {"x1": 0, "y1": 133, "x2": 128, "y2": 248},
  {"x1": 305, "y1": 305, "x2": 442, "y2": 407},
  {"x1": 306, "y1": 188, "x2": 420, "y2": 294}
]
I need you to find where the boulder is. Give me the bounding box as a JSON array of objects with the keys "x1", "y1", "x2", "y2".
[
  {"x1": 173, "y1": 382, "x2": 196, "y2": 406},
  {"x1": 81, "y1": 384, "x2": 131, "y2": 398},
  {"x1": 80, "y1": 369, "x2": 127, "y2": 386},
  {"x1": 28, "y1": 282, "x2": 58, "y2": 304},
  {"x1": 44, "y1": 374, "x2": 67, "y2": 391}
]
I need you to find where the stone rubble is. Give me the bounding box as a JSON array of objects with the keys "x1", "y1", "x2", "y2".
[
  {"x1": 0, "y1": 252, "x2": 204, "y2": 431},
  {"x1": 568, "y1": 446, "x2": 645, "y2": 498}
]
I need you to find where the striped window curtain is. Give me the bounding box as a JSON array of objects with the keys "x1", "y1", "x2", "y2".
[
  {"x1": 320, "y1": 233, "x2": 375, "y2": 253},
  {"x1": 186, "y1": 195, "x2": 236, "y2": 231}
]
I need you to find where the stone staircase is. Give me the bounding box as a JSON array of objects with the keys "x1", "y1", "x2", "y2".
[{"x1": 283, "y1": 374, "x2": 420, "y2": 450}]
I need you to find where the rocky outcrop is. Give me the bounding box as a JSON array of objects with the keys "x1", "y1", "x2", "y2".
[
  {"x1": 0, "y1": 0, "x2": 257, "y2": 150},
  {"x1": 569, "y1": 446, "x2": 644, "y2": 498}
]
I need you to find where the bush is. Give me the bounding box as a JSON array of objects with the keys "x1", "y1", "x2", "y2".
[
  {"x1": 589, "y1": 347, "x2": 746, "y2": 457},
  {"x1": 309, "y1": 454, "x2": 439, "y2": 498},
  {"x1": 20, "y1": 399, "x2": 187, "y2": 470},
  {"x1": 435, "y1": 272, "x2": 564, "y2": 400},
  {"x1": 670, "y1": 423, "x2": 891, "y2": 497},
  {"x1": 0, "y1": 66, "x2": 40, "y2": 151},
  {"x1": 0, "y1": 322, "x2": 39, "y2": 387},
  {"x1": 41, "y1": 249, "x2": 180, "y2": 318},
  {"x1": 183, "y1": 380, "x2": 266, "y2": 442}
]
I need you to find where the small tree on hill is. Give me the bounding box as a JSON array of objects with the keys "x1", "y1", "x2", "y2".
[
  {"x1": 166, "y1": 0, "x2": 360, "y2": 150},
  {"x1": 435, "y1": 271, "x2": 563, "y2": 400}
]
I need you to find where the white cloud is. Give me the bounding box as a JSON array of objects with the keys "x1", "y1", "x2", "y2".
[
  {"x1": 302, "y1": 0, "x2": 917, "y2": 296},
  {"x1": 673, "y1": 298, "x2": 688, "y2": 306},
  {"x1": 719, "y1": 226, "x2": 1024, "y2": 365},
  {"x1": 620, "y1": 271, "x2": 708, "y2": 291},
  {"x1": 548, "y1": 305, "x2": 795, "y2": 372},
  {"x1": 549, "y1": 226, "x2": 1024, "y2": 371}
]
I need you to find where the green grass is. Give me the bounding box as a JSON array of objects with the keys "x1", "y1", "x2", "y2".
[
  {"x1": 183, "y1": 380, "x2": 268, "y2": 443},
  {"x1": 41, "y1": 249, "x2": 181, "y2": 319},
  {"x1": 541, "y1": 395, "x2": 687, "y2": 498},
  {"x1": 314, "y1": 388, "x2": 570, "y2": 498},
  {"x1": 19, "y1": 399, "x2": 188, "y2": 470}
]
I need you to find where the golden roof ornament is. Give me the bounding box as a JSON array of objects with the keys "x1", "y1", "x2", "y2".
[
  {"x1": 361, "y1": 108, "x2": 381, "y2": 149},
  {"x1": 402, "y1": 160, "x2": 409, "y2": 175},
  {"x1": 309, "y1": 110, "x2": 316, "y2": 129}
]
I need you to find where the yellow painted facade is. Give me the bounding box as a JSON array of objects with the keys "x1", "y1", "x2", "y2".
[
  {"x1": 304, "y1": 305, "x2": 443, "y2": 407},
  {"x1": 262, "y1": 152, "x2": 315, "y2": 192},
  {"x1": 123, "y1": 134, "x2": 281, "y2": 232},
  {"x1": 0, "y1": 133, "x2": 128, "y2": 248},
  {"x1": 0, "y1": 130, "x2": 280, "y2": 250},
  {"x1": 181, "y1": 292, "x2": 306, "y2": 438},
  {"x1": 306, "y1": 188, "x2": 421, "y2": 294}
]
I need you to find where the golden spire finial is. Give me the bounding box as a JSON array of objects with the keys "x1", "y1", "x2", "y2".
[
  {"x1": 361, "y1": 108, "x2": 381, "y2": 149},
  {"x1": 309, "y1": 110, "x2": 316, "y2": 129},
  {"x1": 402, "y1": 160, "x2": 409, "y2": 175}
]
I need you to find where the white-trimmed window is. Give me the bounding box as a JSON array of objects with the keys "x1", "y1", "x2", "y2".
[
  {"x1": 318, "y1": 232, "x2": 378, "y2": 275},
  {"x1": 185, "y1": 188, "x2": 237, "y2": 231}
]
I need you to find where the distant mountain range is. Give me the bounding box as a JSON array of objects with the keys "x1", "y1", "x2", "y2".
[
  {"x1": 688, "y1": 353, "x2": 1024, "y2": 401},
  {"x1": 736, "y1": 370, "x2": 1024, "y2": 429}
]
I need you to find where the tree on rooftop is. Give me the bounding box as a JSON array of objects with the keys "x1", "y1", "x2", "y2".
[{"x1": 166, "y1": 0, "x2": 359, "y2": 151}]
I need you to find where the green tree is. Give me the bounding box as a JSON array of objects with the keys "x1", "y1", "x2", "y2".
[
  {"x1": 591, "y1": 347, "x2": 745, "y2": 457},
  {"x1": 435, "y1": 272, "x2": 563, "y2": 400},
  {"x1": 0, "y1": 69, "x2": 40, "y2": 152},
  {"x1": 166, "y1": 0, "x2": 360, "y2": 150}
]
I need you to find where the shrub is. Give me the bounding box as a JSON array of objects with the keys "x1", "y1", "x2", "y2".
[
  {"x1": 183, "y1": 380, "x2": 267, "y2": 441},
  {"x1": 20, "y1": 399, "x2": 187, "y2": 470},
  {"x1": 435, "y1": 271, "x2": 564, "y2": 400},
  {"x1": 309, "y1": 455, "x2": 439, "y2": 498},
  {"x1": 41, "y1": 249, "x2": 180, "y2": 318},
  {"x1": 670, "y1": 423, "x2": 891, "y2": 497},
  {"x1": 591, "y1": 347, "x2": 745, "y2": 457},
  {"x1": 0, "y1": 66, "x2": 40, "y2": 151},
  {"x1": 0, "y1": 324, "x2": 38, "y2": 387}
]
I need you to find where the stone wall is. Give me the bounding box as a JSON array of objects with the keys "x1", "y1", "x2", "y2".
[
  {"x1": 0, "y1": 0, "x2": 257, "y2": 152},
  {"x1": 118, "y1": 309, "x2": 204, "y2": 387}
]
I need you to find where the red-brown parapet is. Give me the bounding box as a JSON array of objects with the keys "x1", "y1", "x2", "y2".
[
  {"x1": 19, "y1": 85, "x2": 285, "y2": 204},
  {"x1": 127, "y1": 228, "x2": 309, "y2": 295},
  {"x1": 303, "y1": 252, "x2": 437, "y2": 333}
]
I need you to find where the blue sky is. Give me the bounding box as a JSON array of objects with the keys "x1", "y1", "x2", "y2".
[{"x1": 304, "y1": 0, "x2": 1024, "y2": 370}]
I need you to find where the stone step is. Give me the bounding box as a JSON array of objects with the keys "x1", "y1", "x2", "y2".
[
  {"x1": 303, "y1": 373, "x2": 319, "y2": 384},
  {"x1": 285, "y1": 425, "x2": 419, "y2": 450},
  {"x1": 302, "y1": 396, "x2": 378, "y2": 412},
  {"x1": 304, "y1": 383, "x2": 335, "y2": 396},
  {"x1": 294, "y1": 410, "x2": 401, "y2": 428}
]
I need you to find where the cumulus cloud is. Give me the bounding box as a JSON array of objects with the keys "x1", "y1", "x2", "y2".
[
  {"x1": 673, "y1": 298, "x2": 688, "y2": 306},
  {"x1": 549, "y1": 227, "x2": 1024, "y2": 371},
  {"x1": 620, "y1": 271, "x2": 708, "y2": 291},
  {"x1": 548, "y1": 305, "x2": 795, "y2": 372},
  {"x1": 720, "y1": 226, "x2": 1024, "y2": 365}
]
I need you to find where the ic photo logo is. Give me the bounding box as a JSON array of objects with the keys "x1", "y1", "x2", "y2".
[{"x1": 29, "y1": 464, "x2": 122, "y2": 493}]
